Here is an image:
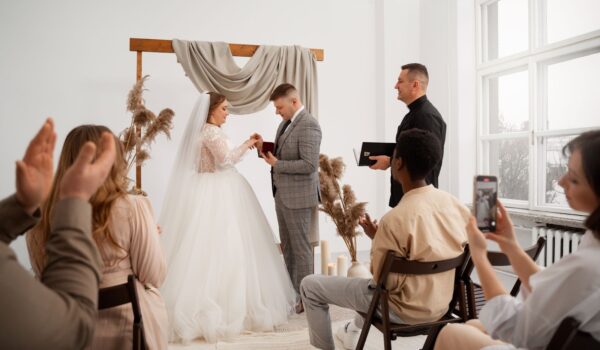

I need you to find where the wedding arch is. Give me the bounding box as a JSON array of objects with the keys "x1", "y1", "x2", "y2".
[{"x1": 128, "y1": 37, "x2": 324, "y2": 243}]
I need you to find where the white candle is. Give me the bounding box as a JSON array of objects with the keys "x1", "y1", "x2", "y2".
[
  {"x1": 320, "y1": 240, "x2": 330, "y2": 275},
  {"x1": 337, "y1": 255, "x2": 348, "y2": 277},
  {"x1": 327, "y1": 263, "x2": 337, "y2": 276}
]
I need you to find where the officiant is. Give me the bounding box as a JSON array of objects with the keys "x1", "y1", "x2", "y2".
[{"x1": 369, "y1": 63, "x2": 446, "y2": 207}]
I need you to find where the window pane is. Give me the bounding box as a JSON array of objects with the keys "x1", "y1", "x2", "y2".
[
  {"x1": 488, "y1": 138, "x2": 529, "y2": 201},
  {"x1": 486, "y1": 0, "x2": 528, "y2": 60},
  {"x1": 489, "y1": 70, "x2": 529, "y2": 133},
  {"x1": 547, "y1": 52, "x2": 600, "y2": 130},
  {"x1": 546, "y1": 0, "x2": 600, "y2": 44},
  {"x1": 542, "y1": 135, "x2": 575, "y2": 207}
]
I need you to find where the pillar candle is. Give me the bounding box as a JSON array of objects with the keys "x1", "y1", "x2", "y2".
[
  {"x1": 337, "y1": 255, "x2": 348, "y2": 277},
  {"x1": 320, "y1": 240, "x2": 330, "y2": 275},
  {"x1": 327, "y1": 263, "x2": 337, "y2": 276}
]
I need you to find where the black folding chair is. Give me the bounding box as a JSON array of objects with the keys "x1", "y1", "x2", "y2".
[
  {"x1": 546, "y1": 316, "x2": 600, "y2": 350},
  {"x1": 356, "y1": 246, "x2": 472, "y2": 350},
  {"x1": 466, "y1": 236, "x2": 545, "y2": 319},
  {"x1": 98, "y1": 274, "x2": 146, "y2": 350}
]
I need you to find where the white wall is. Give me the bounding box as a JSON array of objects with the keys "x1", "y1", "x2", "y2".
[{"x1": 1, "y1": 0, "x2": 479, "y2": 269}]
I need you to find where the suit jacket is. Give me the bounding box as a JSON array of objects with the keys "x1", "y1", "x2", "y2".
[
  {"x1": 272, "y1": 109, "x2": 322, "y2": 209},
  {"x1": 390, "y1": 95, "x2": 446, "y2": 207},
  {"x1": 0, "y1": 194, "x2": 101, "y2": 349}
]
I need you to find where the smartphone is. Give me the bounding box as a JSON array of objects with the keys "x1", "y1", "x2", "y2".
[{"x1": 473, "y1": 175, "x2": 498, "y2": 232}]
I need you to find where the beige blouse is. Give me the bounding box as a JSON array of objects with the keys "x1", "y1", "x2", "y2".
[{"x1": 27, "y1": 195, "x2": 168, "y2": 350}]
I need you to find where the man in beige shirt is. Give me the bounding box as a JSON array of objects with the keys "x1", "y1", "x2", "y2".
[
  {"x1": 0, "y1": 118, "x2": 116, "y2": 349},
  {"x1": 300, "y1": 129, "x2": 469, "y2": 350}
]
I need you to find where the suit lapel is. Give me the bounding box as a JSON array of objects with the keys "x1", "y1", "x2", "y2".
[{"x1": 276, "y1": 111, "x2": 306, "y2": 156}]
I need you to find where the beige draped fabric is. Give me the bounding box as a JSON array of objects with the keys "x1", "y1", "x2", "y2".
[{"x1": 172, "y1": 39, "x2": 319, "y2": 117}]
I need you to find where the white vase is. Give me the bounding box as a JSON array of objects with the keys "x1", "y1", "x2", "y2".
[{"x1": 347, "y1": 261, "x2": 372, "y2": 278}]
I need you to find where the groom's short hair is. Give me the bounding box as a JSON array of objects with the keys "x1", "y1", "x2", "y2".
[{"x1": 270, "y1": 83, "x2": 298, "y2": 101}]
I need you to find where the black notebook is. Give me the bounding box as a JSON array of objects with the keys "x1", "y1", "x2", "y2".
[{"x1": 353, "y1": 142, "x2": 396, "y2": 166}]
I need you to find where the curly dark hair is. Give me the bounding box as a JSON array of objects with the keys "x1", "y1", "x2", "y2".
[
  {"x1": 563, "y1": 129, "x2": 600, "y2": 237},
  {"x1": 394, "y1": 129, "x2": 442, "y2": 181}
]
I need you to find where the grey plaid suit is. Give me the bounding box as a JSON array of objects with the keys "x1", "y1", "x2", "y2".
[{"x1": 272, "y1": 108, "x2": 322, "y2": 294}]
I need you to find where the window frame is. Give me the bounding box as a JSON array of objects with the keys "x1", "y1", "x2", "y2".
[{"x1": 476, "y1": 0, "x2": 600, "y2": 215}]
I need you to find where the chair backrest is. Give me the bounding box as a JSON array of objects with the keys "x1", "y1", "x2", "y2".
[
  {"x1": 378, "y1": 246, "x2": 472, "y2": 319},
  {"x1": 546, "y1": 316, "x2": 600, "y2": 350},
  {"x1": 98, "y1": 275, "x2": 145, "y2": 350},
  {"x1": 487, "y1": 236, "x2": 545, "y2": 296}
]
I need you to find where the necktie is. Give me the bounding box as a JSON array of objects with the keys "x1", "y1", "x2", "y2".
[{"x1": 274, "y1": 120, "x2": 291, "y2": 153}]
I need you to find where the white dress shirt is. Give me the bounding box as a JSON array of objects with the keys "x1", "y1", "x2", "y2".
[{"x1": 479, "y1": 231, "x2": 600, "y2": 350}]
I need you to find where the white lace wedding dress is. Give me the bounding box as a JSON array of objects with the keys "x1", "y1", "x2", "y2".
[{"x1": 159, "y1": 95, "x2": 296, "y2": 344}]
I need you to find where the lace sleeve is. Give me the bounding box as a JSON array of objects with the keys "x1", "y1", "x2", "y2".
[{"x1": 202, "y1": 126, "x2": 248, "y2": 168}]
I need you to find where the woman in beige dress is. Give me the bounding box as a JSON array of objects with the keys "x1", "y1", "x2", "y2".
[{"x1": 27, "y1": 125, "x2": 168, "y2": 350}]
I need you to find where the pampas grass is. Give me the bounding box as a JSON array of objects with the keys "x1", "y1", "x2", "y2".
[
  {"x1": 119, "y1": 76, "x2": 175, "y2": 192},
  {"x1": 319, "y1": 154, "x2": 366, "y2": 262}
]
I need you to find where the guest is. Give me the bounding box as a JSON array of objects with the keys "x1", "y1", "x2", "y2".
[
  {"x1": 434, "y1": 130, "x2": 600, "y2": 350},
  {"x1": 0, "y1": 119, "x2": 115, "y2": 349},
  {"x1": 27, "y1": 125, "x2": 168, "y2": 350},
  {"x1": 370, "y1": 63, "x2": 446, "y2": 207},
  {"x1": 300, "y1": 129, "x2": 469, "y2": 350}
]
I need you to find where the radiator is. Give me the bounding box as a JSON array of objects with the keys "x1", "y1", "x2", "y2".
[{"x1": 532, "y1": 227, "x2": 583, "y2": 267}]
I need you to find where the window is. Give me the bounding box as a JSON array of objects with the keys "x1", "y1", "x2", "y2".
[{"x1": 477, "y1": 0, "x2": 600, "y2": 213}]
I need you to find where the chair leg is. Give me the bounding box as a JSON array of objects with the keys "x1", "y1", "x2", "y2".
[
  {"x1": 356, "y1": 289, "x2": 382, "y2": 350},
  {"x1": 380, "y1": 290, "x2": 393, "y2": 350},
  {"x1": 420, "y1": 324, "x2": 444, "y2": 350}
]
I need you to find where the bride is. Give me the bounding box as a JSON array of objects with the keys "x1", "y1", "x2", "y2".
[{"x1": 159, "y1": 92, "x2": 296, "y2": 343}]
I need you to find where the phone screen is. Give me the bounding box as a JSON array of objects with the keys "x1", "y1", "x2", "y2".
[{"x1": 473, "y1": 175, "x2": 498, "y2": 232}]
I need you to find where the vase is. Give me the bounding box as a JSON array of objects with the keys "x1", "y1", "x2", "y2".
[{"x1": 347, "y1": 261, "x2": 372, "y2": 278}]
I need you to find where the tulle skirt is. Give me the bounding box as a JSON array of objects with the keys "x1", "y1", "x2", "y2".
[{"x1": 159, "y1": 168, "x2": 296, "y2": 343}]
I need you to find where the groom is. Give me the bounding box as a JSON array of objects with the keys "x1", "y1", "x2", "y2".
[{"x1": 258, "y1": 83, "x2": 322, "y2": 313}]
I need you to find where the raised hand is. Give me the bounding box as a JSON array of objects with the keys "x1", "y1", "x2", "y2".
[
  {"x1": 359, "y1": 213, "x2": 378, "y2": 239},
  {"x1": 58, "y1": 132, "x2": 116, "y2": 201},
  {"x1": 251, "y1": 133, "x2": 264, "y2": 151},
  {"x1": 368, "y1": 155, "x2": 391, "y2": 170},
  {"x1": 484, "y1": 200, "x2": 519, "y2": 254},
  {"x1": 245, "y1": 137, "x2": 259, "y2": 150},
  {"x1": 465, "y1": 217, "x2": 488, "y2": 259},
  {"x1": 16, "y1": 118, "x2": 57, "y2": 214}
]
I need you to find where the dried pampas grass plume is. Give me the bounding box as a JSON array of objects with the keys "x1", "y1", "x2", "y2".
[
  {"x1": 120, "y1": 75, "x2": 175, "y2": 192},
  {"x1": 318, "y1": 154, "x2": 367, "y2": 262}
]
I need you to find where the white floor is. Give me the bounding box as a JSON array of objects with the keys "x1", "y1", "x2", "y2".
[{"x1": 167, "y1": 305, "x2": 426, "y2": 350}]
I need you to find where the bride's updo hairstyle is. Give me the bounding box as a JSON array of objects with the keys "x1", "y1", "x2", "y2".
[
  {"x1": 207, "y1": 92, "x2": 226, "y2": 121},
  {"x1": 563, "y1": 129, "x2": 600, "y2": 238}
]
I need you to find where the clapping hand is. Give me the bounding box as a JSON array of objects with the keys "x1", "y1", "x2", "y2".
[
  {"x1": 359, "y1": 213, "x2": 378, "y2": 239},
  {"x1": 59, "y1": 132, "x2": 116, "y2": 201},
  {"x1": 16, "y1": 118, "x2": 57, "y2": 215}
]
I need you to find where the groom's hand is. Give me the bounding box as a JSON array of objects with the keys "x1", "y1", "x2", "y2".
[
  {"x1": 251, "y1": 133, "x2": 264, "y2": 151},
  {"x1": 263, "y1": 152, "x2": 278, "y2": 166}
]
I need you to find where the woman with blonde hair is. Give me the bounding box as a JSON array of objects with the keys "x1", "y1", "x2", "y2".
[{"x1": 27, "y1": 124, "x2": 168, "y2": 350}]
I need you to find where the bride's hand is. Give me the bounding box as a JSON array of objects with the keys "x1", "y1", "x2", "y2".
[
  {"x1": 251, "y1": 133, "x2": 263, "y2": 150},
  {"x1": 245, "y1": 138, "x2": 259, "y2": 150}
]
